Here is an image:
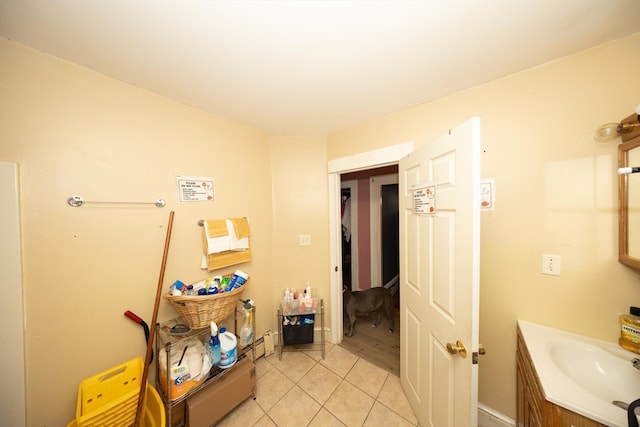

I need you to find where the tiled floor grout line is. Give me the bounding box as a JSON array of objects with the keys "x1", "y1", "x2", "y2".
[
  {"x1": 261, "y1": 348, "x2": 414, "y2": 427},
  {"x1": 224, "y1": 344, "x2": 417, "y2": 427}
]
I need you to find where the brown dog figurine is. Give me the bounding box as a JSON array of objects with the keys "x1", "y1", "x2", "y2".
[{"x1": 343, "y1": 286, "x2": 394, "y2": 337}]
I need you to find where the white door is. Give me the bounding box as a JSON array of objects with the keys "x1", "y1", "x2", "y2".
[{"x1": 399, "y1": 118, "x2": 481, "y2": 426}]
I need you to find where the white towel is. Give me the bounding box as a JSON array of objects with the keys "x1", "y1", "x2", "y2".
[{"x1": 226, "y1": 219, "x2": 249, "y2": 251}]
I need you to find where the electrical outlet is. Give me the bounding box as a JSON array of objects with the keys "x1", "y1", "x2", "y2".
[
  {"x1": 299, "y1": 234, "x2": 311, "y2": 246},
  {"x1": 542, "y1": 254, "x2": 561, "y2": 276}
]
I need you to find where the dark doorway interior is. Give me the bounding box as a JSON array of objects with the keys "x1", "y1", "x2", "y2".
[
  {"x1": 341, "y1": 187, "x2": 352, "y2": 290},
  {"x1": 340, "y1": 166, "x2": 400, "y2": 376},
  {"x1": 381, "y1": 183, "x2": 399, "y2": 286}
]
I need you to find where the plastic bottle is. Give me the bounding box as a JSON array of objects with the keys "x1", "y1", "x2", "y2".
[
  {"x1": 218, "y1": 327, "x2": 237, "y2": 369},
  {"x1": 305, "y1": 282, "x2": 312, "y2": 298},
  {"x1": 209, "y1": 321, "x2": 221, "y2": 366},
  {"x1": 620, "y1": 306, "x2": 640, "y2": 354},
  {"x1": 239, "y1": 304, "x2": 254, "y2": 349},
  {"x1": 170, "y1": 280, "x2": 185, "y2": 296},
  {"x1": 284, "y1": 288, "x2": 292, "y2": 313},
  {"x1": 229, "y1": 270, "x2": 249, "y2": 290}
]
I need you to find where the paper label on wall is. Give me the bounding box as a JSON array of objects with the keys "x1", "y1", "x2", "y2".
[
  {"x1": 176, "y1": 175, "x2": 215, "y2": 202},
  {"x1": 480, "y1": 178, "x2": 495, "y2": 210},
  {"x1": 412, "y1": 183, "x2": 436, "y2": 215}
]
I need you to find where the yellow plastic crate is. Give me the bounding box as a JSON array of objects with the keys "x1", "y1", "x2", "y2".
[
  {"x1": 75, "y1": 357, "x2": 143, "y2": 427},
  {"x1": 68, "y1": 383, "x2": 164, "y2": 427}
]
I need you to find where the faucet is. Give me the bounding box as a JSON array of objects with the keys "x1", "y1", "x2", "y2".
[{"x1": 633, "y1": 358, "x2": 640, "y2": 371}]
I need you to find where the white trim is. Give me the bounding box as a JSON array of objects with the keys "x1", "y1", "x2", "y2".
[
  {"x1": 0, "y1": 162, "x2": 26, "y2": 426},
  {"x1": 340, "y1": 180, "x2": 358, "y2": 291},
  {"x1": 328, "y1": 142, "x2": 414, "y2": 173},
  {"x1": 328, "y1": 172, "x2": 343, "y2": 343},
  {"x1": 478, "y1": 403, "x2": 516, "y2": 427},
  {"x1": 369, "y1": 173, "x2": 398, "y2": 288},
  {"x1": 328, "y1": 142, "x2": 413, "y2": 344}
]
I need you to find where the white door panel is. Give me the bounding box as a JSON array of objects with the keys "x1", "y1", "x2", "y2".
[{"x1": 400, "y1": 118, "x2": 480, "y2": 427}]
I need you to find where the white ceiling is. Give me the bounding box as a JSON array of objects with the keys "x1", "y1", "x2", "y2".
[{"x1": 1, "y1": 1, "x2": 639, "y2": 136}]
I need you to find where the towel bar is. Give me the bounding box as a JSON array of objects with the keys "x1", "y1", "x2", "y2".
[{"x1": 67, "y1": 195, "x2": 166, "y2": 208}]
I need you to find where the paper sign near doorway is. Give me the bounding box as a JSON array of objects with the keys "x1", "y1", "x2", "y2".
[
  {"x1": 411, "y1": 182, "x2": 436, "y2": 215},
  {"x1": 480, "y1": 178, "x2": 495, "y2": 210}
]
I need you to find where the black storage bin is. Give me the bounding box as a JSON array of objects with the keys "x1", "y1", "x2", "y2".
[{"x1": 282, "y1": 314, "x2": 314, "y2": 345}]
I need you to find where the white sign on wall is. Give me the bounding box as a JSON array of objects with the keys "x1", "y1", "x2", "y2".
[{"x1": 176, "y1": 175, "x2": 215, "y2": 202}]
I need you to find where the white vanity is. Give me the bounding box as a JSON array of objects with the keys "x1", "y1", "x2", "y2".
[{"x1": 517, "y1": 320, "x2": 640, "y2": 427}]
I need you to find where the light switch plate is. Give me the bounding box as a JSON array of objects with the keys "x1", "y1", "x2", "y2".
[{"x1": 299, "y1": 234, "x2": 311, "y2": 246}]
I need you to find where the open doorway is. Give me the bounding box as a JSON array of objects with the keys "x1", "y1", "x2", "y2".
[{"x1": 338, "y1": 165, "x2": 400, "y2": 375}]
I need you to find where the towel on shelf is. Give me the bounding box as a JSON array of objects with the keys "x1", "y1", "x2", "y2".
[
  {"x1": 201, "y1": 219, "x2": 231, "y2": 254},
  {"x1": 200, "y1": 217, "x2": 251, "y2": 271},
  {"x1": 227, "y1": 218, "x2": 249, "y2": 251}
]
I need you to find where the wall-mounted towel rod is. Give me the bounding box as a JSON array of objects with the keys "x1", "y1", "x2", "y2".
[
  {"x1": 197, "y1": 217, "x2": 247, "y2": 227},
  {"x1": 67, "y1": 195, "x2": 166, "y2": 208}
]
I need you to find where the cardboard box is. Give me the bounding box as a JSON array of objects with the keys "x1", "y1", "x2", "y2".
[{"x1": 187, "y1": 357, "x2": 256, "y2": 427}]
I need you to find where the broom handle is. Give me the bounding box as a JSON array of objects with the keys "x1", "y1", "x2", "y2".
[{"x1": 134, "y1": 210, "x2": 175, "y2": 427}]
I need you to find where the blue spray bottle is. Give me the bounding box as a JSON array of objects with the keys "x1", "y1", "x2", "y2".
[{"x1": 210, "y1": 321, "x2": 221, "y2": 366}]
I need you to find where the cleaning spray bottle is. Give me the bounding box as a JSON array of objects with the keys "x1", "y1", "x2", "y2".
[
  {"x1": 209, "y1": 321, "x2": 221, "y2": 366},
  {"x1": 239, "y1": 299, "x2": 254, "y2": 349}
]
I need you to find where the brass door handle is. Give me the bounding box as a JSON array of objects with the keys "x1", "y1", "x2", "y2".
[{"x1": 446, "y1": 340, "x2": 467, "y2": 358}]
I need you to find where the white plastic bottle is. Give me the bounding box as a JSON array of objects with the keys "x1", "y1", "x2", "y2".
[
  {"x1": 239, "y1": 304, "x2": 254, "y2": 349},
  {"x1": 218, "y1": 327, "x2": 237, "y2": 369},
  {"x1": 284, "y1": 288, "x2": 292, "y2": 313},
  {"x1": 305, "y1": 282, "x2": 312, "y2": 298}
]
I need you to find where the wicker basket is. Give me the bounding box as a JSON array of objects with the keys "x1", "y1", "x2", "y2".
[{"x1": 163, "y1": 280, "x2": 249, "y2": 329}]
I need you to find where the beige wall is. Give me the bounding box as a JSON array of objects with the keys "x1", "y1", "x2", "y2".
[
  {"x1": 0, "y1": 38, "x2": 282, "y2": 426},
  {"x1": 328, "y1": 33, "x2": 640, "y2": 419},
  {"x1": 269, "y1": 136, "x2": 330, "y2": 304},
  {"x1": 3, "y1": 31, "x2": 640, "y2": 426}
]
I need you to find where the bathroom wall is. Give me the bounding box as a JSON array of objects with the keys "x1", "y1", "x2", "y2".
[
  {"x1": 3, "y1": 31, "x2": 640, "y2": 426},
  {"x1": 268, "y1": 135, "x2": 331, "y2": 308},
  {"x1": 327, "y1": 33, "x2": 640, "y2": 420},
  {"x1": 0, "y1": 38, "x2": 283, "y2": 426}
]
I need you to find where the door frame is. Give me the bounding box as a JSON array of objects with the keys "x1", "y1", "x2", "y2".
[
  {"x1": 0, "y1": 162, "x2": 26, "y2": 425},
  {"x1": 369, "y1": 173, "x2": 398, "y2": 288},
  {"x1": 327, "y1": 142, "x2": 414, "y2": 344},
  {"x1": 341, "y1": 180, "x2": 359, "y2": 291}
]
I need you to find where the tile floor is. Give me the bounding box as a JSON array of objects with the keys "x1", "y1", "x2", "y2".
[{"x1": 215, "y1": 343, "x2": 418, "y2": 427}]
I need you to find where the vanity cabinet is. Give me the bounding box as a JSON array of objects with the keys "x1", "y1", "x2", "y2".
[{"x1": 516, "y1": 326, "x2": 606, "y2": 427}]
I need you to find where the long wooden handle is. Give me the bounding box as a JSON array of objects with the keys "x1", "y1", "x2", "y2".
[{"x1": 134, "y1": 210, "x2": 175, "y2": 426}]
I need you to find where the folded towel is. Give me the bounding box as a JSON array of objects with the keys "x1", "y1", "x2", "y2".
[
  {"x1": 201, "y1": 220, "x2": 230, "y2": 254},
  {"x1": 229, "y1": 217, "x2": 250, "y2": 239},
  {"x1": 200, "y1": 217, "x2": 252, "y2": 271},
  {"x1": 226, "y1": 218, "x2": 249, "y2": 251},
  {"x1": 204, "y1": 219, "x2": 227, "y2": 238}
]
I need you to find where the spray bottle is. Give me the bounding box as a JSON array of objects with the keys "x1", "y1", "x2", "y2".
[
  {"x1": 209, "y1": 321, "x2": 221, "y2": 366},
  {"x1": 239, "y1": 299, "x2": 254, "y2": 349}
]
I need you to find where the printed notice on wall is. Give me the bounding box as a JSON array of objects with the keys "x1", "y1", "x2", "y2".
[
  {"x1": 480, "y1": 178, "x2": 495, "y2": 210},
  {"x1": 412, "y1": 182, "x2": 436, "y2": 215},
  {"x1": 176, "y1": 175, "x2": 215, "y2": 202}
]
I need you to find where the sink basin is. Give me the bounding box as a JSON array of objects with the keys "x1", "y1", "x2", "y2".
[{"x1": 519, "y1": 320, "x2": 640, "y2": 427}]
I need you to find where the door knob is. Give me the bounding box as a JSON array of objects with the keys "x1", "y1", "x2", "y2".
[{"x1": 446, "y1": 340, "x2": 467, "y2": 358}]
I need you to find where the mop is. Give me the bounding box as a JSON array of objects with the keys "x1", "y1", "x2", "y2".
[{"x1": 134, "y1": 210, "x2": 174, "y2": 427}]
